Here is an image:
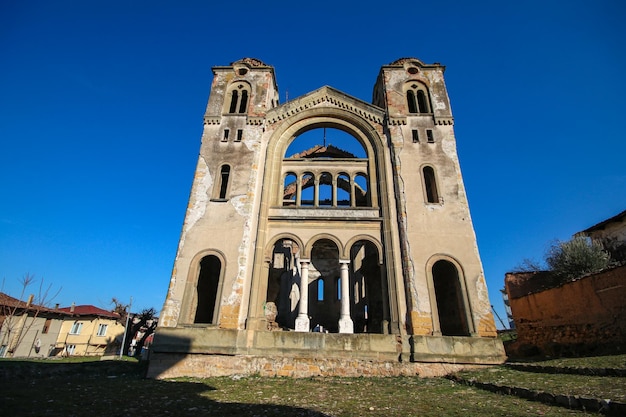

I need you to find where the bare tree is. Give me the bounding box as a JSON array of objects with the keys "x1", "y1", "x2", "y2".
[{"x1": 0, "y1": 274, "x2": 61, "y2": 357}]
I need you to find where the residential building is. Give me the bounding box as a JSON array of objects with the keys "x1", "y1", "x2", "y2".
[{"x1": 55, "y1": 304, "x2": 125, "y2": 357}]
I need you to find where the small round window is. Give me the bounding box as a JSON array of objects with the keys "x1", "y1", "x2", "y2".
[
  {"x1": 237, "y1": 68, "x2": 248, "y2": 76},
  {"x1": 407, "y1": 67, "x2": 419, "y2": 75}
]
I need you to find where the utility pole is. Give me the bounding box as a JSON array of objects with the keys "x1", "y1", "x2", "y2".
[{"x1": 119, "y1": 296, "x2": 132, "y2": 359}]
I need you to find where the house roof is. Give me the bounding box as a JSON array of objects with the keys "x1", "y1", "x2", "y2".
[
  {"x1": 58, "y1": 305, "x2": 121, "y2": 319},
  {"x1": 0, "y1": 292, "x2": 68, "y2": 316},
  {"x1": 577, "y1": 209, "x2": 626, "y2": 235}
]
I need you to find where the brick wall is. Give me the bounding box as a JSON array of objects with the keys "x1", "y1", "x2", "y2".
[{"x1": 505, "y1": 265, "x2": 626, "y2": 356}]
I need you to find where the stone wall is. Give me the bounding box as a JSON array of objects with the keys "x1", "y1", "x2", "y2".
[
  {"x1": 505, "y1": 265, "x2": 626, "y2": 356},
  {"x1": 147, "y1": 352, "x2": 491, "y2": 379}
]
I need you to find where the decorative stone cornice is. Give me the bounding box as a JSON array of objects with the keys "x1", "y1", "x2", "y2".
[
  {"x1": 266, "y1": 86, "x2": 385, "y2": 125},
  {"x1": 247, "y1": 117, "x2": 265, "y2": 126},
  {"x1": 388, "y1": 117, "x2": 407, "y2": 126},
  {"x1": 204, "y1": 116, "x2": 221, "y2": 125},
  {"x1": 434, "y1": 117, "x2": 454, "y2": 126}
]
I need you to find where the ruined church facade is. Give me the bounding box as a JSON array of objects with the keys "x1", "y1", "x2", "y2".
[{"x1": 148, "y1": 58, "x2": 505, "y2": 378}]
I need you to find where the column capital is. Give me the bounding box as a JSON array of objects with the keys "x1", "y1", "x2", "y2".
[
  {"x1": 299, "y1": 258, "x2": 311, "y2": 264},
  {"x1": 339, "y1": 259, "x2": 350, "y2": 266}
]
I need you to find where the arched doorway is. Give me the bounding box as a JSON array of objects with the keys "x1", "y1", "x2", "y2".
[
  {"x1": 266, "y1": 239, "x2": 301, "y2": 329},
  {"x1": 194, "y1": 255, "x2": 223, "y2": 324},
  {"x1": 432, "y1": 260, "x2": 470, "y2": 336},
  {"x1": 309, "y1": 239, "x2": 341, "y2": 333},
  {"x1": 350, "y1": 240, "x2": 388, "y2": 334}
]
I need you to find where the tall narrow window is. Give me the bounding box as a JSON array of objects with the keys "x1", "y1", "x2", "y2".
[
  {"x1": 426, "y1": 129, "x2": 434, "y2": 143},
  {"x1": 336, "y1": 277, "x2": 342, "y2": 300},
  {"x1": 406, "y1": 90, "x2": 418, "y2": 113},
  {"x1": 417, "y1": 90, "x2": 429, "y2": 113},
  {"x1": 238, "y1": 90, "x2": 248, "y2": 113},
  {"x1": 218, "y1": 165, "x2": 231, "y2": 200},
  {"x1": 222, "y1": 129, "x2": 230, "y2": 142},
  {"x1": 229, "y1": 90, "x2": 239, "y2": 113},
  {"x1": 423, "y1": 166, "x2": 439, "y2": 203},
  {"x1": 236, "y1": 129, "x2": 243, "y2": 142},
  {"x1": 412, "y1": 129, "x2": 419, "y2": 143},
  {"x1": 317, "y1": 279, "x2": 325, "y2": 301}
]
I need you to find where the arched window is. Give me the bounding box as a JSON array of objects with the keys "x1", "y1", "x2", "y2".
[
  {"x1": 423, "y1": 166, "x2": 439, "y2": 204},
  {"x1": 407, "y1": 90, "x2": 418, "y2": 113},
  {"x1": 317, "y1": 279, "x2": 325, "y2": 301},
  {"x1": 283, "y1": 172, "x2": 297, "y2": 206},
  {"x1": 194, "y1": 255, "x2": 223, "y2": 324},
  {"x1": 225, "y1": 83, "x2": 250, "y2": 114},
  {"x1": 405, "y1": 82, "x2": 431, "y2": 114},
  {"x1": 216, "y1": 165, "x2": 231, "y2": 200},
  {"x1": 417, "y1": 90, "x2": 429, "y2": 113}
]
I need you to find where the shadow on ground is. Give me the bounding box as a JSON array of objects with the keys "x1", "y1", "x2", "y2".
[{"x1": 0, "y1": 360, "x2": 331, "y2": 417}]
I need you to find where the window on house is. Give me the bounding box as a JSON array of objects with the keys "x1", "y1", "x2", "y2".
[
  {"x1": 426, "y1": 129, "x2": 434, "y2": 143},
  {"x1": 222, "y1": 129, "x2": 230, "y2": 142},
  {"x1": 412, "y1": 129, "x2": 419, "y2": 143},
  {"x1": 97, "y1": 324, "x2": 108, "y2": 336},
  {"x1": 0, "y1": 345, "x2": 7, "y2": 358},
  {"x1": 69, "y1": 322, "x2": 83, "y2": 335},
  {"x1": 66, "y1": 344, "x2": 76, "y2": 355},
  {"x1": 423, "y1": 166, "x2": 440, "y2": 204},
  {"x1": 42, "y1": 318, "x2": 51, "y2": 334},
  {"x1": 236, "y1": 129, "x2": 243, "y2": 142}
]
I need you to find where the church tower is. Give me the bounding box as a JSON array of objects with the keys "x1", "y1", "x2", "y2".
[{"x1": 149, "y1": 58, "x2": 504, "y2": 379}]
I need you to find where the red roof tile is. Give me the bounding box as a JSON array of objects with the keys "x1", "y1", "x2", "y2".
[{"x1": 58, "y1": 305, "x2": 121, "y2": 319}]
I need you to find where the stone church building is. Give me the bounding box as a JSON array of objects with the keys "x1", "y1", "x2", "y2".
[{"x1": 148, "y1": 57, "x2": 505, "y2": 378}]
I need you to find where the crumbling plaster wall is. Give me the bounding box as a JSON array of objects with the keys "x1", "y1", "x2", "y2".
[
  {"x1": 379, "y1": 66, "x2": 495, "y2": 338},
  {"x1": 158, "y1": 66, "x2": 275, "y2": 330},
  {"x1": 505, "y1": 266, "x2": 626, "y2": 355}
]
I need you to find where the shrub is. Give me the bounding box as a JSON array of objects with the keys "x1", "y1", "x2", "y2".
[{"x1": 545, "y1": 236, "x2": 610, "y2": 280}]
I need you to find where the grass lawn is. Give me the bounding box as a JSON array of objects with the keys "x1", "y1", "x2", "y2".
[
  {"x1": 456, "y1": 366, "x2": 626, "y2": 402},
  {"x1": 512, "y1": 353, "x2": 626, "y2": 370},
  {"x1": 0, "y1": 359, "x2": 593, "y2": 416}
]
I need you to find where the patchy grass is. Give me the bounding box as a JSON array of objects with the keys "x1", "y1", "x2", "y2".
[
  {"x1": 513, "y1": 353, "x2": 626, "y2": 370},
  {"x1": 457, "y1": 366, "x2": 626, "y2": 402},
  {"x1": 0, "y1": 359, "x2": 593, "y2": 416}
]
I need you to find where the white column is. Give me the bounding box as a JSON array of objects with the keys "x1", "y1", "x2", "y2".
[
  {"x1": 295, "y1": 259, "x2": 310, "y2": 332},
  {"x1": 332, "y1": 174, "x2": 337, "y2": 207},
  {"x1": 296, "y1": 173, "x2": 302, "y2": 206},
  {"x1": 338, "y1": 260, "x2": 354, "y2": 333}
]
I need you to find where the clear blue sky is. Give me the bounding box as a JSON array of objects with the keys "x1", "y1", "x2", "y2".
[{"x1": 1, "y1": 1, "x2": 625, "y2": 324}]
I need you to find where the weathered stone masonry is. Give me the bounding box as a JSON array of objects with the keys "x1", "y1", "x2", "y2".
[{"x1": 148, "y1": 57, "x2": 504, "y2": 378}]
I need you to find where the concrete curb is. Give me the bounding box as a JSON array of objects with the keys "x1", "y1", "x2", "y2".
[{"x1": 447, "y1": 375, "x2": 626, "y2": 416}]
